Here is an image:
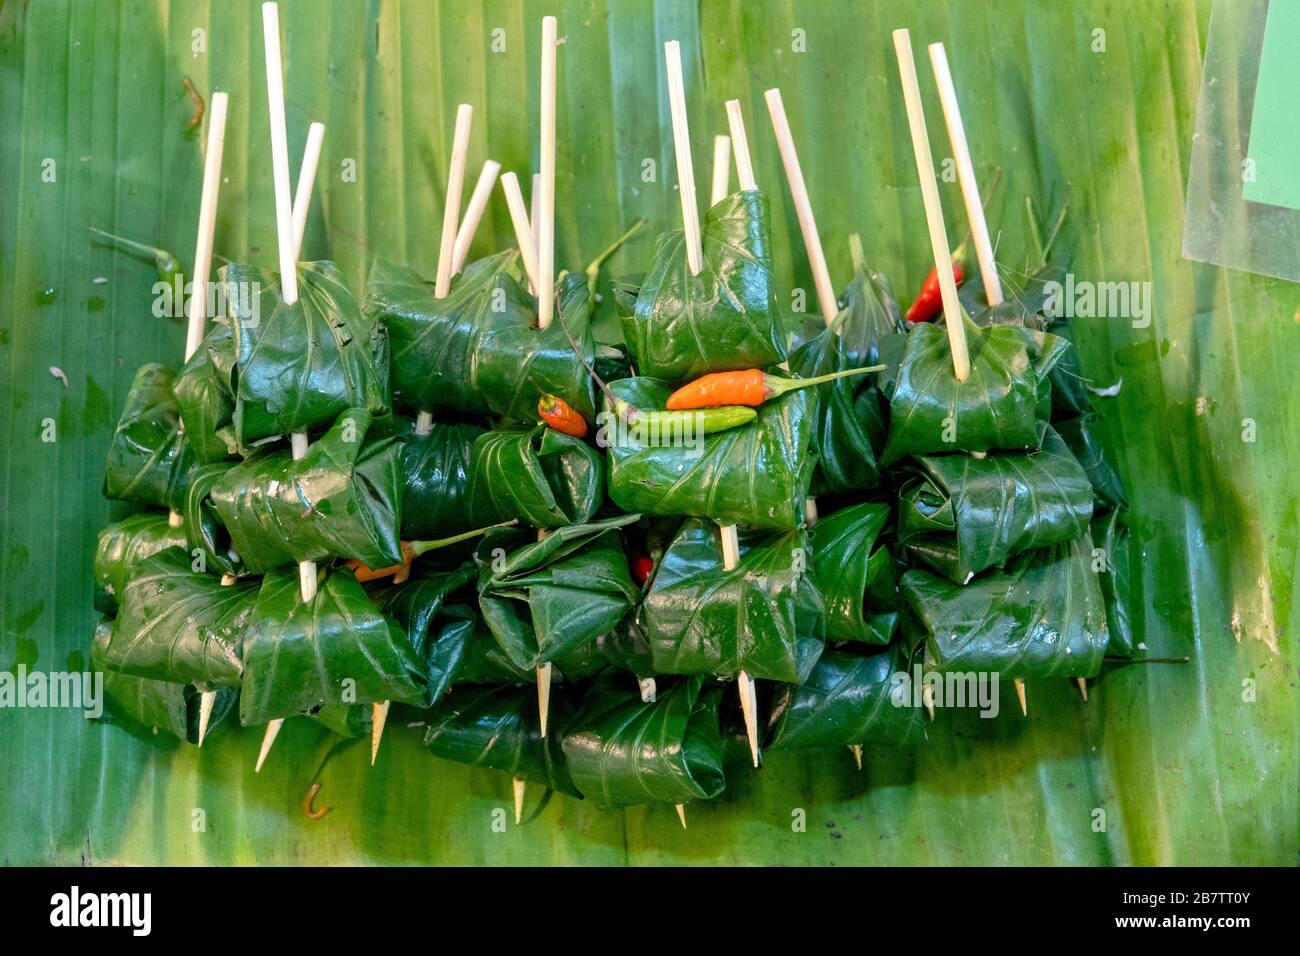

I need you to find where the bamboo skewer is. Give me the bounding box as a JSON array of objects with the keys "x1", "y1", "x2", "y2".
[
  {"x1": 290, "y1": 122, "x2": 325, "y2": 258},
  {"x1": 531, "y1": 173, "x2": 542, "y2": 255},
  {"x1": 513, "y1": 777, "x2": 527, "y2": 825},
  {"x1": 710, "y1": 134, "x2": 731, "y2": 205},
  {"x1": 712, "y1": 97, "x2": 759, "y2": 770},
  {"x1": 452, "y1": 159, "x2": 501, "y2": 274},
  {"x1": 500, "y1": 171, "x2": 541, "y2": 292}
]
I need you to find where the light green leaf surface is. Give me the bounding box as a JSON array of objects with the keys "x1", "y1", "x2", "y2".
[{"x1": 0, "y1": 0, "x2": 1292, "y2": 865}]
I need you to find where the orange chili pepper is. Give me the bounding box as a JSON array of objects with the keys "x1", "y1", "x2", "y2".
[
  {"x1": 345, "y1": 520, "x2": 519, "y2": 583},
  {"x1": 665, "y1": 365, "x2": 884, "y2": 410},
  {"x1": 538, "y1": 393, "x2": 588, "y2": 437}
]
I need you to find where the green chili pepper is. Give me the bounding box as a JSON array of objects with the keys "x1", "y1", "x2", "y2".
[
  {"x1": 612, "y1": 398, "x2": 757, "y2": 443},
  {"x1": 89, "y1": 226, "x2": 181, "y2": 285}
]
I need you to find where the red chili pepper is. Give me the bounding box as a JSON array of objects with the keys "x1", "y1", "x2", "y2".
[
  {"x1": 537, "y1": 393, "x2": 588, "y2": 437},
  {"x1": 905, "y1": 262, "x2": 965, "y2": 323},
  {"x1": 630, "y1": 554, "x2": 654, "y2": 585}
]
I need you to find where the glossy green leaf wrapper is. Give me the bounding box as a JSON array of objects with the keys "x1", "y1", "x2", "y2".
[
  {"x1": 881, "y1": 319, "x2": 1068, "y2": 464},
  {"x1": 101, "y1": 548, "x2": 255, "y2": 686},
  {"x1": 641, "y1": 519, "x2": 824, "y2": 682},
  {"x1": 1057, "y1": 411, "x2": 1128, "y2": 510},
  {"x1": 423, "y1": 684, "x2": 579, "y2": 796},
  {"x1": 364, "y1": 251, "x2": 596, "y2": 423},
  {"x1": 788, "y1": 256, "x2": 902, "y2": 494},
  {"x1": 240, "y1": 567, "x2": 425, "y2": 725},
  {"x1": 93, "y1": 512, "x2": 188, "y2": 614},
  {"x1": 811, "y1": 502, "x2": 899, "y2": 644},
  {"x1": 173, "y1": 322, "x2": 240, "y2": 463},
  {"x1": 901, "y1": 535, "x2": 1109, "y2": 678},
  {"x1": 92, "y1": 621, "x2": 237, "y2": 744},
  {"x1": 476, "y1": 516, "x2": 640, "y2": 671},
  {"x1": 103, "y1": 363, "x2": 197, "y2": 511},
  {"x1": 897, "y1": 426, "x2": 1094, "y2": 585},
  {"x1": 466, "y1": 425, "x2": 603, "y2": 529},
  {"x1": 209, "y1": 408, "x2": 403, "y2": 572},
  {"x1": 605, "y1": 377, "x2": 814, "y2": 531},
  {"x1": 223, "y1": 260, "x2": 389, "y2": 444},
  {"x1": 398, "y1": 419, "x2": 483, "y2": 538},
  {"x1": 375, "y1": 566, "x2": 477, "y2": 704},
  {"x1": 766, "y1": 647, "x2": 927, "y2": 750},
  {"x1": 182, "y1": 464, "x2": 244, "y2": 578},
  {"x1": 619, "y1": 190, "x2": 786, "y2": 382},
  {"x1": 1093, "y1": 508, "x2": 1135, "y2": 656},
  {"x1": 562, "y1": 674, "x2": 726, "y2": 808}
]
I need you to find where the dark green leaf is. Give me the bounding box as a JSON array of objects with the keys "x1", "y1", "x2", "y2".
[
  {"x1": 93, "y1": 511, "x2": 188, "y2": 615},
  {"x1": 551, "y1": 614, "x2": 656, "y2": 681},
  {"x1": 618, "y1": 190, "x2": 786, "y2": 382},
  {"x1": 901, "y1": 535, "x2": 1109, "y2": 678},
  {"x1": 562, "y1": 673, "x2": 725, "y2": 808},
  {"x1": 605, "y1": 376, "x2": 815, "y2": 531},
  {"x1": 641, "y1": 518, "x2": 824, "y2": 682},
  {"x1": 398, "y1": 418, "x2": 483, "y2": 538},
  {"x1": 477, "y1": 515, "x2": 640, "y2": 670},
  {"x1": 374, "y1": 565, "x2": 478, "y2": 704},
  {"x1": 224, "y1": 260, "x2": 389, "y2": 444},
  {"x1": 210, "y1": 408, "x2": 403, "y2": 572},
  {"x1": 811, "y1": 502, "x2": 898, "y2": 644},
  {"x1": 898, "y1": 425, "x2": 1094, "y2": 584},
  {"x1": 1056, "y1": 411, "x2": 1128, "y2": 509},
  {"x1": 1093, "y1": 508, "x2": 1135, "y2": 657},
  {"x1": 103, "y1": 363, "x2": 197, "y2": 511},
  {"x1": 239, "y1": 567, "x2": 425, "y2": 725},
  {"x1": 766, "y1": 647, "x2": 927, "y2": 750},
  {"x1": 311, "y1": 705, "x2": 371, "y2": 739},
  {"x1": 364, "y1": 251, "x2": 596, "y2": 423},
  {"x1": 466, "y1": 424, "x2": 604, "y2": 529},
  {"x1": 181, "y1": 463, "x2": 245, "y2": 578},
  {"x1": 173, "y1": 322, "x2": 240, "y2": 463},
  {"x1": 101, "y1": 548, "x2": 255, "y2": 686},
  {"x1": 423, "y1": 683, "x2": 578, "y2": 796},
  {"x1": 881, "y1": 319, "x2": 1068, "y2": 464}
]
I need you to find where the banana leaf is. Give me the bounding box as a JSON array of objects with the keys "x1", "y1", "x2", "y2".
[
  {"x1": 423, "y1": 683, "x2": 579, "y2": 796},
  {"x1": 881, "y1": 319, "x2": 1069, "y2": 464},
  {"x1": 604, "y1": 376, "x2": 815, "y2": 531},
  {"x1": 102, "y1": 363, "x2": 197, "y2": 511},
  {"x1": 173, "y1": 321, "x2": 240, "y2": 463},
  {"x1": 1056, "y1": 411, "x2": 1129, "y2": 510},
  {"x1": 897, "y1": 425, "x2": 1094, "y2": 584},
  {"x1": 398, "y1": 418, "x2": 483, "y2": 539},
  {"x1": 901, "y1": 534, "x2": 1108, "y2": 678},
  {"x1": 239, "y1": 567, "x2": 425, "y2": 725},
  {"x1": 476, "y1": 515, "x2": 640, "y2": 671},
  {"x1": 1093, "y1": 508, "x2": 1135, "y2": 657},
  {"x1": 765, "y1": 646, "x2": 927, "y2": 750},
  {"x1": 209, "y1": 408, "x2": 403, "y2": 572},
  {"x1": 100, "y1": 547, "x2": 255, "y2": 686},
  {"x1": 466, "y1": 424, "x2": 604, "y2": 529},
  {"x1": 641, "y1": 518, "x2": 824, "y2": 682},
  {"x1": 787, "y1": 253, "x2": 903, "y2": 494},
  {"x1": 363, "y1": 251, "x2": 596, "y2": 423},
  {"x1": 223, "y1": 259, "x2": 389, "y2": 444},
  {"x1": 811, "y1": 502, "x2": 898, "y2": 645},
  {"x1": 561, "y1": 673, "x2": 725, "y2": 808},
  {"x1": 93, "y1": 511, "x2": 188, "y2": 614},
  {"x1": 181, "y1": 463, "x2": 245, "y2": 578},
  {"x1": 618, "y1": 190, "x2": 786, "y2": 382},
  {"x1": 91, "y1": 621, "x2": 237, "y2": 744}
]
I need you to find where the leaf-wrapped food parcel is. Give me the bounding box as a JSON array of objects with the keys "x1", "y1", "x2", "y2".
[
  {"x1": 182, "y1": 463, "x2": 245, "y2": 578},
  {"x1": 423, "y1": 684, "x2": 578, "y2": 796},
  {"x1": 100, "y1": 548, "x2": 255, "y2": 686},
  {"x1": 466, "y1": 424, "x2": 603, "y2": 529},
  {"x1": 881, "y1": 318, "x2": 1068, "y2": 464},
  {"x1": 103, "y1": 363, "x2": 197, "y2": 511},
  {"x1": 901, "y1": 535, "x2": 1109, "y2": 679},
  {"x1": 605, "y1": 377, "x2": 815, "y2": 532},
  {"x1": 811, "y1": 502, "x2": 899, "y2": 644},
  {"x1": 210, "y1": 408, "x2": 403, "y2": 572},
  {"x1": 1056, "y1": 411, "x2": 1128, "y2": 509},
  {"x1": 562, "y1": 673, "x2": 725, "y2": 808},
  {"x1": 239, "y1": 567, "x2": 425, "y2": 725},
  {"x1": 364, "y1": 251, "x2": 596, "y2": 423},
  {"x1": 618, "y1": 190, "x2": 786, "y2": 382},
  {"x1": 92, "y1": 621, "x2": 237, "y2": 744},
  {"x1": 1093, "y1": 508, "x2": 1135, "y2": 656},
  {"x1": 93, "y1": 512, "x2": 188, "y2": 614},
  {"x1": 897, "y1": 425, "x2": 1094, "y2": 584},
  {"x1": 223, "y1": 260, "x2": 389, "y2": 444},
  {"x1": 641, "y1": 519, "x2": 824, "y2": 683},
  {"x1": 476, "y1": 515, "x2": 640, "y2": 671},
  {"x1": 173, "y1": 322, "x2": 240, "y2": 462},
  {"x1": 399, "y1": 419, "x2": 483, "y2": 538},
  {"x1": 787, "y1": 255, "x2": 902, "y2": 494},
  {"x1": 766, "y1": 647, "x2": 926, "y2": 751},
  {"x1": 375, "y1": 565, "x2": 478, "y2": 704}
]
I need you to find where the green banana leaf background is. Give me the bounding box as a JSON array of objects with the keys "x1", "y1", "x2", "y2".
[{"x1": 0, "y1": 0, "x2": 1294, "y2": 865}]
